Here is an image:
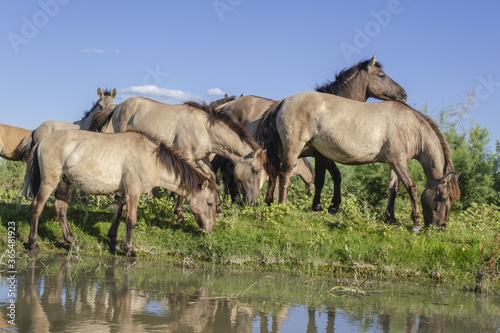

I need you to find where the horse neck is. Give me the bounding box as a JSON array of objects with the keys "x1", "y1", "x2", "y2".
[
  {"x1": 208, "y1": 122, "x2": 254, "y2": 161},
  {"x1": 340, "y1": 72, "x2": 369, "y2": 102},
  {"x1": 416, "y1": 130, "x2": 448, "y2": 183}
]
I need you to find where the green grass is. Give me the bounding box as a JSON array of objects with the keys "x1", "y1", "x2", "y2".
[{"x1": 1, "y1": 180, "x2": 499, "y2": 293}]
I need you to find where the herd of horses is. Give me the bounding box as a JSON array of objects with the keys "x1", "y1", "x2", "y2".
[{"x1": 1, "y1": 55, "x2": 460, "y2": 256}]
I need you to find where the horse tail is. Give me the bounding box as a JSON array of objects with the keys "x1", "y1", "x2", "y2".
[
  {"x1": 28, "y1": 143, "x2": 41, "y2": 198},
  {"x1": 255, "y1": 100, "x2": 284, "y2": 204},
  {"x1": 16, "y1": 131, "x2": 35, "y2": 163},
  {"x1": 256, "y1": 100, "x2": 283, "y2": 180}
]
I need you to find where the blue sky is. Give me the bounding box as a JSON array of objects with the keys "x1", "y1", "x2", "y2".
[{"x1": 1, "y1": 0, "x2": 500, "y2": 149}]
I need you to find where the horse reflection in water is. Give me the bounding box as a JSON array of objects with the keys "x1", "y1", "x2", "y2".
[{"x1": 10, "y1": 259, "x2": 499, "y2": 333}]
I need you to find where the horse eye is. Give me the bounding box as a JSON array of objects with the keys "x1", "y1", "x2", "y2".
[
  {"x1": 379, "y1": 74, "x2": 386, "y2": 79},
  {"x1": 252, "y1": 168, "x2": 259, "y2": 175},
  {"x1": 207, "y1": 202, "x2": 213, "y2": 207}
]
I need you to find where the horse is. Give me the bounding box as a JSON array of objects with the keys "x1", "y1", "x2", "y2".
[
  {"x1": 28, "y1": 129, "x2": 220, "y2": 256},
  {"x1": 18, "y1": 88, "x2": 117, "y2": 197},
  {"x1": 220, "y1": 54, "x2": 407, "y2": 210},
  {"x1": 90, "y1": 96, "x2": 272, "y2": 221},
  {"x1": 0, "y1": 123, "x2": 32, "y2": 161},
  {"x1": 263, "y1": 91, "x2": 460, "y2": 231}
]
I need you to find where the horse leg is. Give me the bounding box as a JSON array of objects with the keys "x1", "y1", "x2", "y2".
[
  {"x1": 384, "y1": 169, "x2": 400, "y2": 226},
  {"x1": 391, "y1": 162, "x2": 422, "y2": 231},
  {"x1": 174, "y1": 195, "x2": 186, "y2": 222},
  {"x1": 54, "y1": 180, "x2": 80, "y2": 250},
  {"x1": 312, "y1": 155, "x2": 327, "y2": 211},
  {"x1": 28, "y1": 183, "x2": 55, "y2": 252},
  {"x1": 278, "y1": 150, "x2": 301, "y2": 205},
  {"x1": 296, "y1": 158, "x2": 315, "y2": 195},
  {"x1": 108, "y1": 199, "x2": 126, "y2": 253},
  {"x1": 124, "y1": 195, "x2": 138, "y2": 257},
  {"x1": 325, "y1": 159, "x2": 342, "y2": 214}
]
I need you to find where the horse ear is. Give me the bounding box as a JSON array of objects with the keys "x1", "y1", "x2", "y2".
[
  {"x1": 112, "y1": 88, "x2": 117, "y2": 98},
  {"x1": 239, "y1": 94, "x2": 243, "y2": 98},
  {"x1": 442, "y1": 173, "x2": 453, "y2": 184},
  {"x1": 224, "y1": 93, "x2": 229, "y2": 98},
  {"x1": 252, "y1": 148, "x2": 261, "y2": 158},
  {"x1": 369, "y1": 54, "x2": 376, "y2": 67},
  {"x1": 97, "y1": 88, "x2": 103, "y2": 98},
  {"x1": 201, "y1": 180, "x2": 209, "y2": 190}
]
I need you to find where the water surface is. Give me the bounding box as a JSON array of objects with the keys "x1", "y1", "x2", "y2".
[{"x1": 0, "y1": 256, "x2": 499, "y2": 332}]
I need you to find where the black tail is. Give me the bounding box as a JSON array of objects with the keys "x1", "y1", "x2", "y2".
[
  {"x1": 255, "y1": 100, "x2": 284, "y2": 204},
  {"x1": 29, "y1": 144, "x2": 41, "y2": 197},
  {"x1": 15, "y1": 131, "x2": 35, "y2": 162}
]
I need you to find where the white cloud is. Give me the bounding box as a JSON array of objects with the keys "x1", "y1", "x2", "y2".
[
  {"x1": 80, "y1": 48, "x2": 104, "y2": 54},
  {"x1": 117, "y1": 85, "x2": 202, "y2": 104},
  {"x1": 206, "y1": 87, "x2": 225, "y2": 96}
]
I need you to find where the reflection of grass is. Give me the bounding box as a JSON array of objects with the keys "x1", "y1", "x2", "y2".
[{"x1": 1, "y1": 184, "x2": 500, "y2": 293}]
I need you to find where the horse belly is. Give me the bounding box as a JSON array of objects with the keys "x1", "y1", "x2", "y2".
[
  {"x1": 64, "y1": 162, "x2": 123, "y2": 195},
  {"x1": 312, "y1": 130, "x2": 383, "y2": 165}
]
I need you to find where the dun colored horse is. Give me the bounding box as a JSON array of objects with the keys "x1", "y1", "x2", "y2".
[
  {"x1": 262, "y1": 92, "x2": 460, "y2": 230},
  {"x1": 28, "y1": 129, "x2": 219, "y2": 256},
  {"x1": 0, "y1": 123, "x2": 32, "y2": 161},
  {"x1": 221, "y1": 55, "x2": 407, "y2": 209},
  {"x1": 90, "y1": 96, "x2": 272, "y2": 220},
  {"x1": 19, "y1": 88, "x2": 117, "y2": 197}
]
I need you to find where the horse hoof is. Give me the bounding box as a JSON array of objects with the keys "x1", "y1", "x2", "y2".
[
  {"x1": 412, "y1": 225, "x2": 423, "y2": 233},
  {"x1": 125, "y1": 249, "x2": 137, "y2": 257},
  {"x1": 328, "y1": 206, "x2": 339, "y2": 215},
  {"x1": 312, "y1": 204, "x2": 323, "y2": 212},
  {"x1": 388, "y1": 219, "x2": 401, "y2": 226}
]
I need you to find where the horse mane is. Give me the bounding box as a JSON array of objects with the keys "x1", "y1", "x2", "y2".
[
  {"x1": 315, "y1": 59, "x2": 383, "y2": 96},
  {"x1": 125, "y1": 128, "x2": 219, "y2": 194},
  {"x1": 184, "y1": 100, "x2": 275, "y2": 179},
  {"x1": 401, "y1": 102, "x2": 461, "y2": 203},
  {"x1": 89, "y1": 108, "x2": 115, "y2": 132},
  {"x1": 210, "y1": 95, "x2": 237, "y2": 109}
]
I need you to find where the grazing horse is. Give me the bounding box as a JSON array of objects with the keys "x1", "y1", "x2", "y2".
[
  {"x1": 90, "y1": 96, "x2": 272, "y2": 220},
  {"x1": 28, "y1": 129, "x2": 219, "y2": 256},
  {"x1": 220, "y1": 54, "x2": 407, "y2": 209},
  {"x1": 19, "y1": 88, "x2": 117, "y2": 197},
  {"x1": 0, "y1": 123, "x2": 32, "y2": 161},
  {"x1": 264, "y1": 92, "x2": 460, "y2": 230}
]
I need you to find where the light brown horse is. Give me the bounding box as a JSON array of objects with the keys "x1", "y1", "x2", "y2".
[
  {"x1": 91, "y1": 96, "x2": 272, "y2": 220},
  {"x1": 221, "y1": 55, "x2": 407, "y2": 210},
  {"x1": 19, "y1": 88, "x2": 117, "y2": 197},
  {"x1": 0, "y1": 123, "x2": 32, "y2": 161},
  {"x1": 28, "y1": 129, "x2": 219, "y2": 256},
  {"x1": 265, "y1": 92, "x2": 460, "y2": 230}
]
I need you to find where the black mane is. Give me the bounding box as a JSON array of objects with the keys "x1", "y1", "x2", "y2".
[{"x1": 315, "y1": 59, "x2": 383, "y2": 96}]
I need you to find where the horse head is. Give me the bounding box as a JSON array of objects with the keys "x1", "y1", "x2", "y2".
[
  {"x1": 363, "y1": 54, "x2": 407, "y2": 102},
  {"x1": 233, "y1": 148, "x2": 264, "y2": 205},
  {"x1": 421, "y1": 173, "x2": 460, "y2": 229},
  {"x1": 188, "y1": 180, "x2": 218, "y2": 234},
  {"x1": 96, "y1": 87, "x2": 117, "y2": 112}
]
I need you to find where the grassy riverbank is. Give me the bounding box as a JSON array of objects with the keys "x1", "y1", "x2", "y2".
[{"x1": 1, "y1": 180, "x2": 499, "y2": 293}]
